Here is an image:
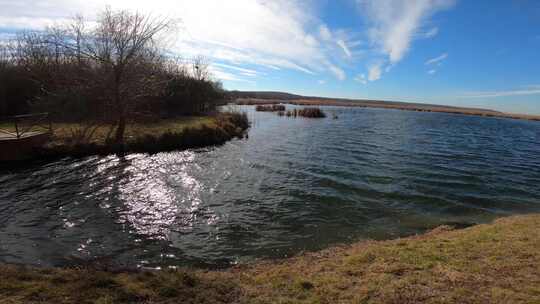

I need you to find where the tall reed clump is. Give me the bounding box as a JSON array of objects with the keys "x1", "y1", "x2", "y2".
[
  {"x1": 286, "y1": 109, "x2": 297, "y2": 117},
  {"x1": 297, "y1": 107, "x2": 326, "y2": 118},
  {"x1": 255, "y1": 105, "x2": 286, "y2": 112},
  {"x1": 281, "y1": 107, "x2": 326, "y2": 118}
]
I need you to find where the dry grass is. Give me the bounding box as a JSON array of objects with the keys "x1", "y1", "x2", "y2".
[
  {"x1": 50, "y1": 116, "x2": 215, "y2": 146},
  {"x1": 296, "y1": 107, "x2": 326, "y2": 118},
  {"x1": 0, "y1": 117, "x2": 214, "y2": 144},
  {"x1": 1, "y1": 114, "x2": 249, "y2": 160},
  {"x1": 255, "y1": 105, "x2": 286, "y2": 112},
  {"x1": 236, "y1": 214, "x2": 540, "y2": 303},
  {"x1": 278, "y1": 108, "x2": 326, "y2": 118},
  {"x1": 1, "y1": 214, "x2": 539, "y2": 303},
  {"x1": 0, "y1": 266, "x2": 239, "y2": 304}
]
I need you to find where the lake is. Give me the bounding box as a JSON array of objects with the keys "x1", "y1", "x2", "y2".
[{"x1": 1, "y1": 105, "x2": 539, "y2": 268}]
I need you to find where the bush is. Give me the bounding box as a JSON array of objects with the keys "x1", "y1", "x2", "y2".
[
  {"x1": 297, "y1": 107, "x2": 326, "y2": 118},
  {"x1": 280, "y1": 107, "x2": 326, "y2": 118}
]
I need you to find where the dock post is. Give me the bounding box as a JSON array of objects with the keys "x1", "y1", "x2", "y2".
[{"x1": 14, "y1": 118, "x2": 20, "y2": 139}]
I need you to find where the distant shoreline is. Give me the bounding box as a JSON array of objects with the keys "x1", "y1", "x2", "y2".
[{"x1": 231, "y1": 94, "x2": 540, "y2": 122}]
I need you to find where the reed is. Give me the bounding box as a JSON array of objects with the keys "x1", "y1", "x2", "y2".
[
  {"x1": 297, "y1": 107, "x2": 326, "y2": 118},
  {"x1": 255, "y1": 105, "x2": 286, "y2": 112},
  {"x1": 281, "y1": 107, "x2": 326, "y2": 118}
]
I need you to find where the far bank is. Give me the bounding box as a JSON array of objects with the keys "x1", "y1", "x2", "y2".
[{"x1": 233, "y1": 96, "x2": 540, "y2": 122}]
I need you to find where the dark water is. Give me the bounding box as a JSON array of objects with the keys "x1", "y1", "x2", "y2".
[{"x1": 1, "y1": 105, "x2": 540, "y2": 268}]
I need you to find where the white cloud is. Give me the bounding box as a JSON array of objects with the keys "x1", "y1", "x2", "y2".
[
  {"x1": 319, "y1": 25, "x2": 332, "y2": 41},
  {"x1": 336, "y1": 39, "x2": 352, "y2": 58},
  {"x1": 208, "y1": 66, "x2": 253, "y2": 83},
  {"x1": 425, "y1": 52, "x2": 448, "y2": 65},
  {"x1": 327, "y1": 63, "x2": 346, "y2": 80},
  {"x1": 358, "y1": 0, "x2": 455, "y2": 64},
  {"x1": 424, "y1": 27, "x2": 439, "y2": 38},
  {"x1": 318, "y1": 80, "x2": 326, "y2": 85},
  {"x1": 459, "y1": 88, "x2": 540, "y2": 98},
  {"x1": 354, "y1": 74, "x2": 367, "y2": 84},
  {"x1": 428, "y1": 69, "x2": 437, "y2": 75},
  {"x1": 367, "y1": 64, "x2": 382, "y2": 81},
  {"x1": 212, "y1": 63, "x2": 261, "y2": 77}
]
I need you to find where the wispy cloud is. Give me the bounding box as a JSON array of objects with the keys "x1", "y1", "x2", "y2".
[
  {"x1": 336, "y1": 39, "x2": 352, "y2": 58},
  {"x1": 208, "y1": 66, "x2": 254, "y2": 83},
  {"x1": 427, "y1": 69, "x2": 437, "y2": 75},
  {"x1": 327, "y1": 63, "x2": 346, "y2": 80},
  {"x1": 354, "y1": 74, "x2": 367, "y2": 84},
  {"x1": 213, "y1": 63, "x2": 261, "y2": 77},
  {"x1": 319, "y1": 25, "x2": 332, "y2": 41},
  {"x1": 459, "y1": 87, "x2": 540, "y2": 98},
  {"x1": 424, "y1": 27, "x2": 439, "y2": 38},
  {"x1": 425, "y1": 52, "x2": 448, "y2": 65},
  {"x1": 358, "y1": 0, "x2": 455, "y2": 64},
  {"x1": 367, "y1": 64, "x2": 382, "y2": 81}
]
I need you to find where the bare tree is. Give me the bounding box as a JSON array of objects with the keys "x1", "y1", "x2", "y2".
[
  {"x1": 83, "y1": 8, "x2": 175, "y2": 146},
  {"x1": 3, "y1": 8, "x2": 223, "y2": 138},
  {"x1": 40, "y1": 9, "x2": 175, "y2": 146},
  {"x1": 0, "y1": 45, "x2": 10, "y2": 115},
  {"x1": 0, "y1": 45, "x2": 10, "y2": 67},
  {"x1": 191, "y1": 55, "x2": 209, "y2": 81}
]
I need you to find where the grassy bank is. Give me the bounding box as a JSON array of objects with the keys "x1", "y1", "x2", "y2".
[
  {"x1": 1, "y1": 214, "x2": 539, "y2": 303},
  {"x1": 1, "y1": 112, "x2": 249, "y2": 160}
]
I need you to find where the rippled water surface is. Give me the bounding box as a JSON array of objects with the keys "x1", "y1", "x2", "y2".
[{"x1": 1, "y1": 105, "x2": 540, "y2": 268}]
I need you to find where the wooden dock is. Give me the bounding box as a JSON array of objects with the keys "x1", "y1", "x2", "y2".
[
  {"x1": 0, "y1": 131, "x2": 49, "y2": 141},
  {"x1": 0, "y1": 113, "x2": 52, "y2": 161}
]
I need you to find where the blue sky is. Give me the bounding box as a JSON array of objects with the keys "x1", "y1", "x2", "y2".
[{"x1": 1, "y1": 0, "x2": 540, "y2": 114}]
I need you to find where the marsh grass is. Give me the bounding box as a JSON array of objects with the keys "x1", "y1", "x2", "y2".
[
  {"x1": 2, "y1": 214, "x2": 539, "y2": 303},
  {"x1": 297, "y1": 107, "x2": 326, "y2": 118},
  {"x1": 280, "y1": 107, "x2": 326, "y2": 118},
  {"x1": 255, "y1": 105, "x2": 285, "y2": 112}
]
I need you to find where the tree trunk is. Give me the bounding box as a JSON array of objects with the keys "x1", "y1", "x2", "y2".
[
  {"x1": 113, "y1": 69, "x2": 125, "y2": 149},
  {"x1": 114, "y1": 112, "x2": 126, "y2": 147}
]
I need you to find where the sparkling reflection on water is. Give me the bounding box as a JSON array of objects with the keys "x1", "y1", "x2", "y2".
[{"x1": 1, "y1": 105, "x2": 540, "y2": 268}]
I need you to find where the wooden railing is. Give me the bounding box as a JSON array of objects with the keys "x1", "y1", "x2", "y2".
[{"x1": 0, "y1": 113, "x2": 52, "y2": 139}]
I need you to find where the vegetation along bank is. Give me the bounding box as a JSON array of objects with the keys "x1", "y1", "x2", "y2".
[{"x1": 1, "y1": 214, "x2": 538, "y2": 303}]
